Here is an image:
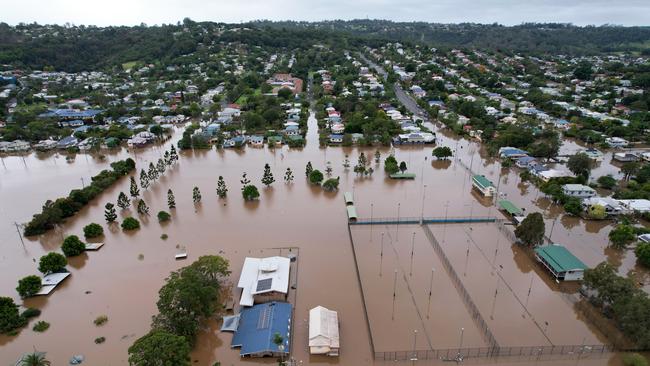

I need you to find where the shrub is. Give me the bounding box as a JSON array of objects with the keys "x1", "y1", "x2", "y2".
[
  {"x1": 38, "y1": 252, "x2": 67, "y2": 274},
  {"x1": 95, "y1": 336, "x2": 106, "y2": 344},
  {"x1": 32, "y1": 321, "x2": 50, "y2": 332},
  {"x1": 16, "y1": 276, "x2": 42, "y2": 298},
  {"x1": 21, "y1": 308, "x2": 41, "y2": 319},
  {"x1": 61, "y1": 235, "x2": 86, "y2": 257},
  {"x1": 94, "y1": 315, "x2": 108, "y2": 326},
  {"x1": 83, "y1": 223, "x2": 104, "y2": 238},
  {"x1": 563, "y1": 197, "x2": 583, "y2": 216},
  {"x1": 635, "y1": 242, "x2": 650, "y2": 268},
  {"x1": 161, "y1": 234, "x2": 169, "y2": 240},
  {"x1": 308, "y1": 170, "x2": 324, "y2": 185},
  {"x1": 157, "y1": 211, "x2": 171, "y2": 222},
  {"x1": 322, "y1": 177, "x2": 340, "y2": 191},
  {"x1": 242, "y1": 185, "x2": 260, "y2": 201},
  {"x1": 597, "y1": 175, "x2": 617, "y2": 190},
  {"x1": 623, "y1": 353, "x2": 648, "y2": 366},
  {"x1": 121, "y1": 217, "x2": 141, "y2": 231}
]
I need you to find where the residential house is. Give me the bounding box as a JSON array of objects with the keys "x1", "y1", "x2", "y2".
[
  {"x1": 613, "y1": 153, "x2": 638, "y2": 162},
  {"x1": 57, "y1": 136, "x2": 79, "y2": 149},
  {"x1": 329, "y1": 134, "x2": 344, "y2": 143},
  {"x1": 562, "y1": 184, "x2": 596, "y2": 199},
  {"x1": 515, "y1": 156, "x2": 536, "y2": 169},
  {"x1": 230, "y1": 302, "x2": 292, "y2": 358},
  {"x1": 249, "y1": 135, "x2": 264, "y2": 147},
  {"x1": 472, "y1": 175, "x2": 496, "y2": 197},
  {"x1": 309, "y1": 306, "x2": 340, "y2": 356},
  {"x1": 237, "y1": 256, "x2": 290, "y2": 307},
  {"x1": 605, "y1": 137, "x2": 629, "y2": 148}
]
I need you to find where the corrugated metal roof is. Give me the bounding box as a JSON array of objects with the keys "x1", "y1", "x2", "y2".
[
  {"x1": 231, "y1": 302, "x2": 292, "y2": 356},
  {"x1": 535, "y1": 245, "x2": 587, "y2": 273},
  {"x1": 498, "y1": 200, "x2": 522, "y2": 216}
]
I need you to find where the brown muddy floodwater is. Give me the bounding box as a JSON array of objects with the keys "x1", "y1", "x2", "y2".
[{"x1": 0, "y1": 114, "x2": 644, "y2": 365}]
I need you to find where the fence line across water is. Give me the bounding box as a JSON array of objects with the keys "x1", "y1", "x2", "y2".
[{"x1": 350, "y1": 216, "x2": 504, "y2": 225}]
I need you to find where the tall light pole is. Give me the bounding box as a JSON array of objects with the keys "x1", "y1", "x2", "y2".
[
  {"x1": 396, "y1": 203, "x2": 401, "y2": 239},
  {"x1": 410, "y1": 232, "x2": 416, "y2": 276},
  {"x1": 379, "y1": 232, "x2": 384, "y2": 277},
  {"x1": 456, "y1": 327, "x2": 465, "y2": 361},
  {"x1": 420, "y1": 184, "x2": 427, "y2": 224},
  {"x1": 392, "y1": 269, "x2": 398, "y2": 320},
  {"x1": 370, "y1": 203, "x2": 374, "y2": 237},
  {"x1": 410, "y1": 330, "x2": 418, "y2": 363},
  {"x1": 427, "y1": 267, "x2": 434, "y2": 319}
]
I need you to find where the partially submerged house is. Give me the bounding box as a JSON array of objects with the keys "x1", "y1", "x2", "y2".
[
  {"x1": 561, "y1": 184, "x2": 596, "y2": 199},
  {"x1": 237, "y1": 257, "x2": 290, "y2": 307},
  {"x1": 472, "y1": 175, "x2": 496, "y2": 197},
  {"x1": 230, "y1": 302, "x2": 292, "y2": 357},
  {"x1": 534, "y1": 245, "x2": 588, "y2": 281},
  {"x1": 309, "y1": 306, "x2": 340, "y2": 356}
]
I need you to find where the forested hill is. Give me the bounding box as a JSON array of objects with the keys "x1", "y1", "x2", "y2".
[
  {"x1": 254, "y1": 20, "x2": 650, "y2": 55},
  {"x1": 1, "y1": 19, "x2": 649, "y2": 72}
]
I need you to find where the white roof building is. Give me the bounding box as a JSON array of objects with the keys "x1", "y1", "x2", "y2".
[
  {"x1": 237, "y1": 256, "x2": 290, "y2": 307},
  {"x1": 618, "y1": 199, "x2": 650, "y2": 213},
  {"x1": 309, "y1": 306, "x2": 340, "y2": 356}
]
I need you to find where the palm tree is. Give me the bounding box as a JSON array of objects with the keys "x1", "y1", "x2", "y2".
[{"x1": 17, "y1": 351, "x2": 51, "y2": 366}]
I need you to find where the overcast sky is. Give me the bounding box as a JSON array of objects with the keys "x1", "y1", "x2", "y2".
[{"x1": 3, "y1": 0, "x2": 649, "y2": 27}]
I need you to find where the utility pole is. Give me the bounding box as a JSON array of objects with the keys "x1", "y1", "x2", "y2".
[
  {"x1": 396, "y1": 203, "x2": 401, "y2": 239},
  {"x1": 392, "y1": 269, "x2": 398, "y2": 320},
  {"x1": 410, "y1": 232, "x2": 415, "y2": 276},
  {"x1": 379, "y1": 232, "x2": 384, "y2": 277},
  {"x1": 427, "y1": 267, "x2": 434, "y2": 319}
]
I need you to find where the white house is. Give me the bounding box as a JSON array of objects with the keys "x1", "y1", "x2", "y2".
[
  {"x1": 605, "y1": 137, "x2": 629, "y2": 148},
  {"x1": 309, "y1": 306, "x2": 340, "y2": 356},
  {"x1": 618, "y1": 199, "x2": 650, "y2": 213},
  {"x1": 237, "y1": 256, "x2": 290, "y2": 307},
  {"x1": 562, "y1": 184, "x2": 596, "y2": 199}
]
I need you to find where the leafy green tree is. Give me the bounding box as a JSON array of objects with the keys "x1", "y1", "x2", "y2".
[
  {"x1": 104, "y1": 202, "x2": 117, "y2": 223},
  {"x1": 309, "y1": 170, "x2": 324, "y2": 185},
  {"x1": 38, "y1": 252, "x2": 67, "y2": 274},
  {"x1": 354, "y1": 153, "x2": 368, "y2": 175},
  {"x1": 384, "y1": 155, "x2": 399, "y2": 174},
  {"x1": 128, "y1": 330, "x2": 191, "y2": 366},
  {"x1": 0, "y1": 296, "x2": 27, "y2": 334},
  {"x1": 192, "y1": 187, "x2": 202, "y2": 203},
  {"x1": 375, "y1": 150, "x2": 381, "y2": 163},
  {"x1": 121, "y1": 217, "x2": 140, "y2": 231},
  {"x1": 609, "y1": 224, "x2": 636, "y2": 249},
  {"x1": 15, "y1": 351, "x2": 51, "y2": 366},
  {"x1": 567, "y1": 153, "x2": 593, "y2": 179},
  {"x1": 621, "y1": 162, "x2": 640, "y2": 181},
  {"x1": 305, "y1": 161, "x2": 313, "y2": 177},
  {"x1": 573, "y1": 61, "x2": 593, "y2": 80},
  {"x1": 325, "y1": 161, "x2": 333, "y2": 176},
  {"x1": 635, "y1": 242, "x2": 650, "y2": 268},
  {"x1": 137, "y1": 199, "x2": 150, "y2": 215},
  {"x1": 284, "y1": 168, "x2": 294, "y2": 183},
  {"x1": 432, "y1": 146, "x2": 453, "y2": 159},
  {"x1": 514, "y1": 212, "x2": 545, "y2": 247},
  {"x1": 157, "y1": 211, "x2": 171, "y2": 222},
  {"x1": 261, "y1": 164, "x2": 275, "y2": 187},
  {"x1": 563, "y1": 197, "x2": 583, "y2": 216},
  {"x1": 587, "y1": 204, "x2": 607, "y2": 219},
  {"x1": 167, "y1": 189, "x2": 176, "y2": 209},
  {"x1": 623, "y1": 353, "x2": 649, "y2": 366},
  {"x1": 216, "y1": 176, "x2": 228, "y2": 198},
  {"x1": 343, "y1": 155, "x2": 351, "y2": 168},
  {"x1": 323, "y1": 177, "x2": 340, "y2": 191},
  {"x1": 399, "y1": 161, "x2": 407, "y2": 173},
  {"x1": 117, "y1": 192, "x2": 130, "y2": 210},
  {"x1": 61, "y1": 235, "x2": 86, "y2": 257},
  {"x1": 597, "y1": 175, "x2": 617, "y2": 189},
  {"x1": 17, "y1": 275, "x2": 42, "y2": 298},
  {"x1": 129, "y1": 176, "x2": 140, "y2": 198},
  {"x1": 140, "y1": 169, "x2": 150, "y2": 190},
  {"x1": 164, "y1": 151, "x2": 171, "y2": 165},
  {"x1": 242, "y1": 185, "x2": 260, "y2": 200},
  {"x1": 83, "y1": 223, "x2": 104, "y2": 238}
]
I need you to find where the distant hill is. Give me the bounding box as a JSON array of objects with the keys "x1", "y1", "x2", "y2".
[{"x1": 1, "y1": 19, "x2": 649, "y2": 72}]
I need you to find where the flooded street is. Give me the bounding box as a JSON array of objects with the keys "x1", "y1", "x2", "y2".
[{"x1": 0, "y1": 113, "x2": 644, "y2": 365}]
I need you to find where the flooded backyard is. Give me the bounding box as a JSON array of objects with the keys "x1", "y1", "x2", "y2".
[{"x1": 0, "y1": 114, "x2": 646, "y2": 365}]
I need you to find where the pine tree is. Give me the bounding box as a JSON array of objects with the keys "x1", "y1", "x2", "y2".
[
  {"x1": 137, "y1": 199, "x2": 150, "y2": 215},
  {"x1": 117, "y1": 192, "x2": 130, "y2": 209},
  {"x1": 217, "y1": 176, "x2": 228, "y2": 198},
  {"x1": 284, "y1": 167, "x2": 294, "y2": 183},
  {"x1": 305, "y1": 162, "x2": 313, "y2": 177},
  {"x1": 164, "y1": 151, "x2": 171, "y2": 165},
  {"x1": 343, "y1": 155, "x2": 351, "y2": 168},
  {"x1": 192, "y1": 187, "x2": 202, "y2": 203},
  {"x1": 148, "y1": 162, "x2": 158, "y2": 181},
  {"x1": 325, "y1": 161, "x2": 333, "y2": 177},
  {"x1": 129, "y1": 176, "x2": 140, "y2": 198},
  {"x1": 167, "y1": 189, "x2": 176, "y2": 209},
  {"x1": 140, "y1": 169, "x2": 150, "y2": 190},
  {"x1": 104, "y1": 202, "x2": 117, "y2": 223},
  {"x1": 156, "y1": 158, "x2": 166, "y2": 175},
  {"x1": 170, "y1": 146, "x2": 178, "y2": 163},
  {"x1": 240, "y1": 172, "x2": 251, "y2": 190},
  {"x1": 354, "y1": 153, "x2": 368, "y2": 176},
  {"x1": 375, "y1": 150, "x2": 381, "y2": 163},
  {"x1": 262, "y1": 163, "x2": 275, "y2": 187}
]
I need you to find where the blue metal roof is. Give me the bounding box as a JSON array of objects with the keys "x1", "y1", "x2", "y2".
[
  {"x1": 231, "y1": 302, "x2": 292, "y2": 357},
  {"x1": 39, "y1": 109, "x2": 103, "y2": 119}
]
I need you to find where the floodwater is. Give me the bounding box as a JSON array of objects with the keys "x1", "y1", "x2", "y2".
[{"x1": 0, "y1": 113, "x2": 645, "y2": 365}]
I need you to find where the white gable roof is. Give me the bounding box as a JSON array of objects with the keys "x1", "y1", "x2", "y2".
[{"x1": 309, "y1": 306, "x2": 340, "y2": 349}]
